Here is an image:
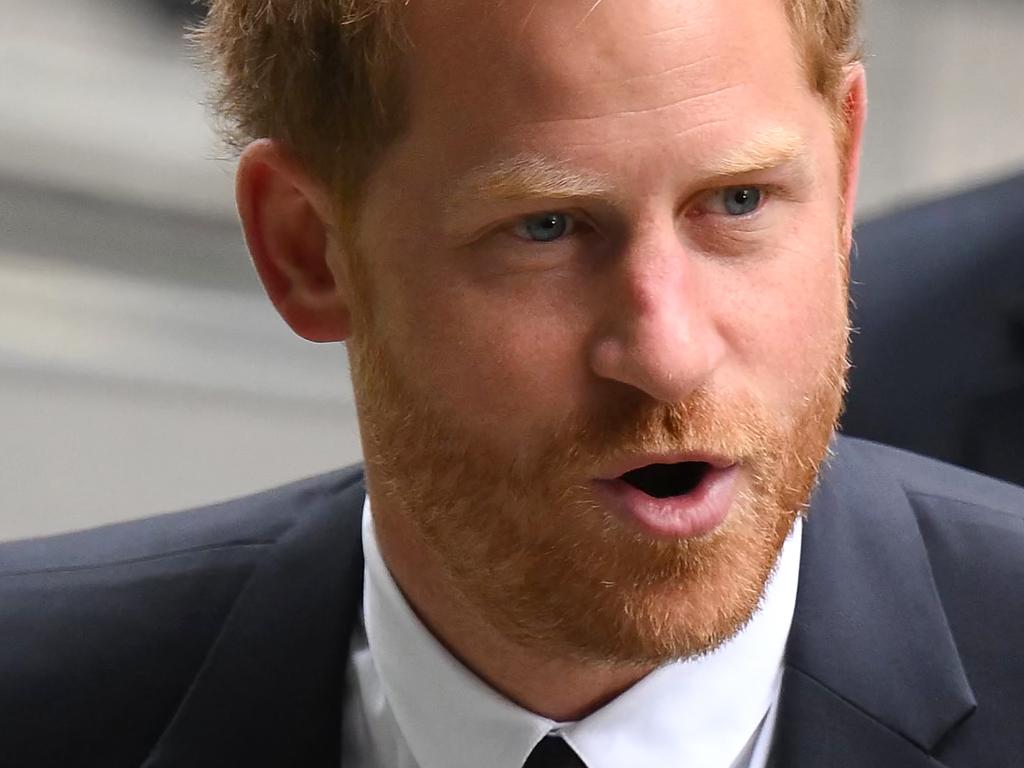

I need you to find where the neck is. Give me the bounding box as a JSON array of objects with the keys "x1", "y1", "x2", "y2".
[{"x1": 370, "y1": 494, "x2": 653, "y2": 721}]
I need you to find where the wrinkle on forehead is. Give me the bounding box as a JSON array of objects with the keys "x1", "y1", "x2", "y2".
[
  {"x1": 507, "y1": 84, "x2": 747, "y2": 129},
  {"x1": 404, "y1": 0, "x2": 803, "y2": 120},
  {"x1": 393, "y1": 0, "x2": 822, "y2": 203},
  {"x1": 407, "y1": 0, "x2": 720, "y2": 78}
]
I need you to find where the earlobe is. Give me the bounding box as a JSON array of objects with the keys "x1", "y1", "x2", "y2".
[
  {"x1": 236, "y1": 139, "x2": 352, "y2": 342},
  {"x1": 839, "y1": 64, "x2": 868, "y2": 251}
]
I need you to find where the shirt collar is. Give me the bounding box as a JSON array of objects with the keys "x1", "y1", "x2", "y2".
[{"x1": 362, "y1": 496, "x2": 801, "y2": 768}]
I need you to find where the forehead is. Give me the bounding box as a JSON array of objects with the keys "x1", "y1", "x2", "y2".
[{"x1": 399, "y1": 0, "x2": 811, "y2": 156}]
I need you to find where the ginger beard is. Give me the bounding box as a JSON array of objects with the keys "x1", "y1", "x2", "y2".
[{"x1": 349, "y1": 262, "x2": 850, "y2": 667}]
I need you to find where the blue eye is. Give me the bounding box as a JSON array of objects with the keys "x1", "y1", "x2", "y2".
[
  {"x1": 514, "y1": 213, "x2": 575, "y2": 242},
  {"x1": 722, "y1": 187, "x2": 763, "y2": 216}
]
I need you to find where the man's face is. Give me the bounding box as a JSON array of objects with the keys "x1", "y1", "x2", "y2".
[{"x1": 344, "y1": 0, "x2": 853, "y2": 663}]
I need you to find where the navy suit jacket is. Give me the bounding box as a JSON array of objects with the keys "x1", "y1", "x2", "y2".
[
  {"x1": 844, "y1": 172, "x2": 1024, "y2": 485},
  {"x1": 2, "y1": 437, "x2": 1023, "y2": 766}
]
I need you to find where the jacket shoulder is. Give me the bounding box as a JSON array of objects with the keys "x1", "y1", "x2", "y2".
[
  {"x1": 837, "y1": 435, "x2": 1024, "y2": 529},
  {"x1": 837, "y1": 437, "x2": 1024, "y2": 761},
  {"x1": 0, "y1": 465, "x2": 365, "y2": 768},
  {"x1": 845, "y1": 436, "x2": 1024, "y2": 608},
  {"x1": 0, "y1": 465, "x2": 365, "y2": 574}
]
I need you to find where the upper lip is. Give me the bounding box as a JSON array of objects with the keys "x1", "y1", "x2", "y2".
[{"x1": 595, "y1": 452, "x2": 737, "y2": 481}]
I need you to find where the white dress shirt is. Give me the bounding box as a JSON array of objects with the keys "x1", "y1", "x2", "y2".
[{"x1": 342, "y1": 498, "x2": 802, "y2": 768}]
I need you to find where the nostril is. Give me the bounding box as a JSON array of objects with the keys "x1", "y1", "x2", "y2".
[{"x1": 621, "y1": 462, "x2": 710, "y2": 499}]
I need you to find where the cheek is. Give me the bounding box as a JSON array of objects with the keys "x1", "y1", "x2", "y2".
[
  {"x1": 716, "y1": 238, "x2": 847, "y2": 408},
  {"x1": 379, "y1": 266, "x2": 589, "y2": 445}
]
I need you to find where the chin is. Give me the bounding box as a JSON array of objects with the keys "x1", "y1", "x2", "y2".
[{"x1": 471, "y1": 486, "x2": 799, "y2": 666}]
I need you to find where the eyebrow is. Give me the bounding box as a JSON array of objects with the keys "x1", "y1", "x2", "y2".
[
  {"x1": 701, "y1": 126, "x2": 809, "y2": 179},
  {"x1": 443, "y1": 127, "x2": 810, "y2": 215},
  {"x1": 444, "y1": 154, "x2": 612, "y2": 215}
]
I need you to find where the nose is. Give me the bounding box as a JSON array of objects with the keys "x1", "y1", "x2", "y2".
[{"x1": 589, "y1": 231, "x2": 727, "y2": 404}]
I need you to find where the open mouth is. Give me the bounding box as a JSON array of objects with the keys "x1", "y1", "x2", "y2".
[{"x1": 619, "y1": 461, "x2": 712, "y2": 499}]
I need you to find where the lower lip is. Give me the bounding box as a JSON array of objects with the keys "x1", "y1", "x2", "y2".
[{"x1": 591, "y1": 465, "x2": 740, "y2": 539}]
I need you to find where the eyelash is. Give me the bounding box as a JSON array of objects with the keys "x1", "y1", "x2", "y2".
[
  {"x1": 693, "y1": 185, "x2": 774, "y2": 218},
  {"x1": 499, "y1": 185, "x2": 780, "y2": 246},
  {"x1": 509, "y1": 211, "x2": 591, "y2": 244}
]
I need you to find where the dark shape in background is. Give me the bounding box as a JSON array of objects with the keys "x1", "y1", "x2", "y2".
[
  {"x1": 843, "y1": 172, "x2": 1024, "y2": 486},
  {"x1": 148, "y1": 0, "x2": 207, "y2": 26}
]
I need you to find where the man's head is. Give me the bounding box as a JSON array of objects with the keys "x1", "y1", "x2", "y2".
[
  {"x1": 206, "y1": 0, "x2": 865, "y2": 666},
  {"x1": 200, "y1": 0, "x2": 860, "y2": 212}
]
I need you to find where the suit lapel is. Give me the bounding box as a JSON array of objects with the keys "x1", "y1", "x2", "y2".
[
  {"x1": 142, "y1": 472, "x2": 367, "y2": 768},
  {"x1": 768, "y1": 668, "x2": 948, "y2": 768},
  {"x1": 768, "y1": 439, "x2": 976, "y2": 767}
]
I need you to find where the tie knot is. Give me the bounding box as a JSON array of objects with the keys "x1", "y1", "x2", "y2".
[{"x1": 523, "y1": 734, "x2": 587, "y2": 768}]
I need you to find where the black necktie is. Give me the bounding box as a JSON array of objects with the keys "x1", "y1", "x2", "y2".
[{"x1": 523, "y1": 735, "x2": 587, "y2": 768}]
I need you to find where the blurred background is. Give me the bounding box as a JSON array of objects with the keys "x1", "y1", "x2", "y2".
[{"x1": 2, "y1": 0, "x2": 1023, "y2": 540}]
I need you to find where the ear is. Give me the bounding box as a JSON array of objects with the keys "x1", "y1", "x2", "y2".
[
  {"x1": 838, "y1": 63, "x2": 867, "y2": 253},
  {"x1": 235, "y1": 139, "x2": 352, "y2": 342}
]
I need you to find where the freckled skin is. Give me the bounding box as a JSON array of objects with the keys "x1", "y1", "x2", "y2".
[{"x1": 323, "y1": 0, "x2": 864, "y2": 720}]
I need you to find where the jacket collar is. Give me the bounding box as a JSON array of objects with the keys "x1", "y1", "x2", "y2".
[
  {"x1": 768, "y1": 438, "x2": 976, "y2": 767},
  {"x1": 142, "y1": 471, "x2": 366, "y2": 768}
]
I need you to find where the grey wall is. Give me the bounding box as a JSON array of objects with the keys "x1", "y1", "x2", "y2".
[{"x1": 858, "y1": 0, "x2": 1024, "y2": 217}]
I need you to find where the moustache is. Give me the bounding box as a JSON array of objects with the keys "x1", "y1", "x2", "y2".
[{"x1": 536, "y1": 387, "x2": 778, "y2": 481}]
